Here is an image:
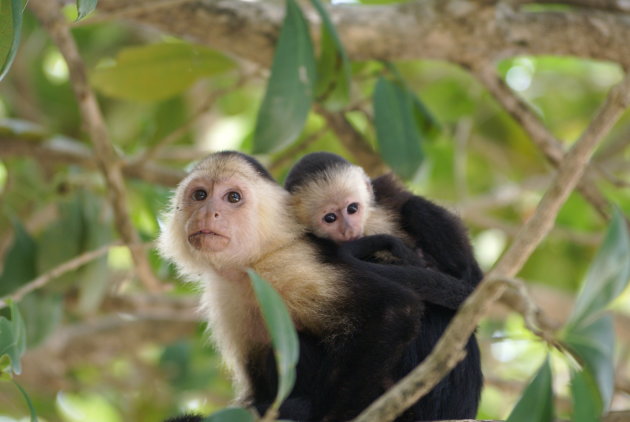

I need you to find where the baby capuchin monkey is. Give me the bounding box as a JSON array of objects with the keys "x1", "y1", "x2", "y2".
[
  {"x1": 284, "y1": 152, "x2": 484, "y2": 420},
  {"x1": 158, "y1": 151, "x2": 473, "y2": 422},
  {"x1": 285, "y1": 151, "x2": 482, "y2": 285}
]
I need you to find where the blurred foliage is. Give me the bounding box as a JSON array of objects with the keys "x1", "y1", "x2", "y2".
[{"x1": 0, "y1": 1, "x2": 629, "y2": 421}]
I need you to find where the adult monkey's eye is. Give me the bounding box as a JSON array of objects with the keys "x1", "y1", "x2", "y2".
[
  {"x1": 323, "y1": 213, "x2": 337, "y2": 223},
  {"x1": 347, "y1": 203, "x2": 359, "y2": 214},
  {"x1": 227, "y1": 191, "x2": 242, "y2": 203},
  {"x1": 192, "y1": 189, "x2": 207, "y2": 201}
]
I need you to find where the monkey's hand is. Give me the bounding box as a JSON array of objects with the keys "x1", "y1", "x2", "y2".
[{"x1": 340, "y1": 234, "x2": 425, "y2": 266}]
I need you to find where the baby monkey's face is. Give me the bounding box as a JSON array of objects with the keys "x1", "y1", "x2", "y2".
[{"x1": 313, "y1": 194, "x2": 366, "y2": 243}]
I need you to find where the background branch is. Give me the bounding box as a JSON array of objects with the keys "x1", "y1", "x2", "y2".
[
  {"x1": 0, "y1": 242, "x2": 120, "y2": 309},
  {"x1": 0, "y1": 133, "x2": 185, "y2": 186},
  {"x1": 473, "y1": 64, "x2": 611, "y2": 219},
  {"x1": 28, "y1": 0, "x2": 162, "y2": 291},
  {"x1": 317, "y1": 109, "x2": 388, "y2": 176}
]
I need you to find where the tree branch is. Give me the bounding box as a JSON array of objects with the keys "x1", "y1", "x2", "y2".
[
  {"x1": 88, "y1": 0, "x2": 630, "y2": 69},
  {"x1": 268, "y1": 127, "x2": 329, "y2": 174},
  {"x1": 29, "y1": 0, "x2": 163, "y2": 292},
  {"x1": 513, "y1": 0, "x2": 630, "y2": 13},
  {"x1": 0, "y1": 242, "x2": 121, "y2": 309},
  {"x1": 18, "y1": 311, "x2": 199, "y2": 392},
  {"x1": 353, "y1": 73, "x2": 630, "y2": 422},
  {"x1": 316, "y1": 108, "x2": 388, "y2": 176},
  {"x1": 0, "y1": 133, "x2": 185, "y2": 186},
  {"x1": 473, "y1": 64, "x2": 611, "y2": 219}
]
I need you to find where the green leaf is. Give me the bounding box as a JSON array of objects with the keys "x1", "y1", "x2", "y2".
[
  {"x1": 252, "y1": 0, "x2": 316, "y2": 153},
  {"x1": 310, "y1": 0, "x2": 351, "y2": 111},
  {"x1": 13, "y1": 380, "x2": 39, "y2": 422},
  {"x1": 560, "y1": 209, "x2": 629, "y2": 411},
  {"x1": 0, "y1": 0, "x2": 23, "y2": 82},
  {"x1": 201, "y1": 408, "x2": 255, "y2": 422},
  {"x1": 0, "y1": 355, "x2": 12, "y2": 375},
  {"x1": 76, "y1": 0, "x2": 97, "y2": 21},
  {"x1": 20, "y1": 293, "x2": 63, "y2": 348},
  {"x1": 506, "y1": 356, "x2": 554, "y2": 422},
  {"x1": 0, "y1": 302, "x2": 27, "y2": 375},
  {"x1": 373, "y1": 76, "x2": 424, "y2": 180},
  {"x1": 570, "y1": 370, "x2": 602, "y2": 422},
  {"x1": 411, "y1": 93, "x2": 441, "y2": 142},
  {"x1": 563, "y1": 314, "x2": 615, "y2": 412},
  {"x1": 0, "y1": 220, "x2": 37, "y2": 297},
  {"x1": 567, "y1": 209, "x2": 630, "y2": 328},
  {"x1": 248, "y1": 270, "x2": 299, "y2": 411},
  {"x1": 91, "y1": 42, "x2": 235, "y2": 102}
]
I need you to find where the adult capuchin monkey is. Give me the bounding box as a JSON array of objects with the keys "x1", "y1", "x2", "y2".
[
  {"x1": 284, "y1": 151, "x2": 483, "y2": 421},
  {"x1": 158, "y1": 151, "x2": 474, "y2": 422}
]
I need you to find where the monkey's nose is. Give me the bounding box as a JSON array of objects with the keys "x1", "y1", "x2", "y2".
[{"x1": 341, "y1": 230, "x2": 359, "y2": 241}]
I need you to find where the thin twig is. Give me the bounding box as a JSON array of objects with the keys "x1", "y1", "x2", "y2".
[
  {"x1": 29, "y1": 0, "x2": 163, "y2": 291},
  {"x1": 0, "y1": 134, "x2": 186, "y2": 186},
  {"x1": 498, "y1": 278, "x2": 560, "y2": 344},
  {"x1": 353, "y1": 72, "x2": 630, "y2": 422},
  {"x1": 0, "y1": 243, "x2": 120, "y2": 309}
]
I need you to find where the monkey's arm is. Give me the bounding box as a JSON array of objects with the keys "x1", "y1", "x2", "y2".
[{"x1": 339, "y1": 235, "x2": 474, "y2": 310}]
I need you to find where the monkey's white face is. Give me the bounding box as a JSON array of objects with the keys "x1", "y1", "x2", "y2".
[
  {"x1": 314, "y1": 195, "x2": 366, "y2": 243},
  {"x1": 180, "y1": 175, "x2": 259, "y2": 266}
]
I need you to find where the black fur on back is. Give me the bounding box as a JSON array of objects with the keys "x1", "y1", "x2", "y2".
[
  {"x1": 284, "y1": 152, "x2": 350, "y2": 192},
  {"x1": 373, "y1": 173, "x2": 483, "y2": 285},
  {"x1": 371, "y1": 171, "x2": 484, "y2": 420}
]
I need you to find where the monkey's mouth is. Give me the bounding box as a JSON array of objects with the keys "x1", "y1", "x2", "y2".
[
  {"x1": 188, "y1": 230, "x2": 229, "y2": 250},
  {"x1": 189, "y1": 230, "x2": 226, "y2": 239}
]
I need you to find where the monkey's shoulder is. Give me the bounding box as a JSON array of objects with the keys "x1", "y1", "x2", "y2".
[{"x1": 251, "y1": 236, "x2": 350, "y2": 332}]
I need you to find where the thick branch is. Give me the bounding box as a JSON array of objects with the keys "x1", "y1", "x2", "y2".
[
  {"x1": 514, "y1": 0, "x2": 630, "y2": 13},
  {"x1": 491, "y1": 74, "x2": 630, "y2": 277},
  {"x1": 353, "y1": 73, "x2": 630, "y2": 422},
  {"x1": 90, "y1": 0, "x2": 630, "y2": 69}
]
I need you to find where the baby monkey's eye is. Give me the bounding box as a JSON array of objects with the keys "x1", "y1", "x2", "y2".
[
  {"x1": 323, "y1": 213, "x2": 337, "y2": 224},
  {"x1": 192, "y1": 189, "x2": 207, "y2": 201},
  {"x1": 227, "y1": 191, "x2": 242, "y2": 203},
  {"x1": 347, "y1": 203, "x2": 359, "y2": 214}
]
